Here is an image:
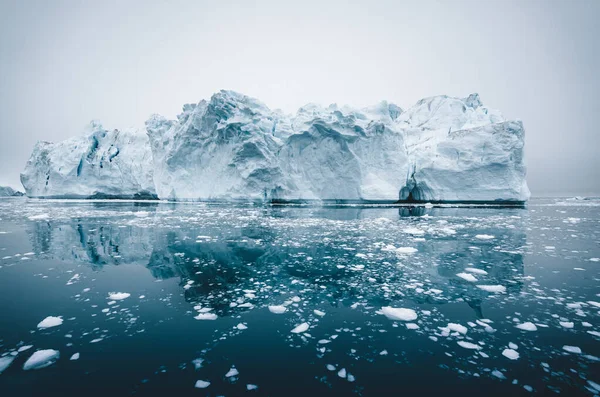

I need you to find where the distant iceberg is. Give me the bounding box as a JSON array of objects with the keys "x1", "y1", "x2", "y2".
[{"x1": 21, "y1": 91, "x2": 530, "y2": 203}]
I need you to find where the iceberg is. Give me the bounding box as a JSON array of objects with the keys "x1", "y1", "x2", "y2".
[
  {"x1": 21, "y1": 121, "x2": 156, "y2": 199},
  {"x1": 22, "y1": 91, "x2": 530, "y2": 203},
  {"x1": 0, "y1": 186, "x2": 24, "y2": 196}
]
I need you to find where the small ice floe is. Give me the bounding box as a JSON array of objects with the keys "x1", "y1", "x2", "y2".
[
  {"x1": 337, "y1": 368, "x2": 347, "y2": 378},
  {"x1": 247, "y1": 384, "x2": 258, "y2": 390},
  {"x1": 17, "y1": 345, "x2": 33, "y2": 352},
  {"x1": 326, "y1": 364, "x2": 336, "y2": 371},
  {"x1": 476, "y1": 285, "x2": 506, "y2": 293},
  {"x1": 107, "y1": 292, "x2": 130, "y2": 300},
  {"x1": 475, "y1": 234, "x2": 494, "y2": 240},
  {"x1": 587, "y1": 380, "x2": 600, "y2": 393},
  {"x1": 544, "y1": 246, "x2": 555, "y2": 250},
  {"x1": 395, "y1": 247, "x2": 417, "y2": 255},
  {"x1": 588, "y1": 301, "x2": 600, "y2": 308},
  {"x1": 268, "y1": 305, "x2": 287, "y2": 314},
  {"x1": 0, "y1": 356, "x2": 15, "y2": 374},
  {"x1": 447, "y1": 323, "x2": 468, "y2": 334},
  {"x1": 314, "y1": 310, "x2": 326, "y2": 317},
  {"x1": 66, "y1": 274, "x2": 80, "y2": 285},
  {"x1": 508, "y1": 342, "x2": 518, "y2": 350},
  {"x1": 403, "y1": 227, "x2": 425, "y2": 236},
  {"x1": 590, "y1": 258, "x2": 600, "y2": 262},
  {"x1": 225, "y1": 367, "x2": 239, "y2": 378},
  {"x1": 588, "y1": 331, "x2": 600, "y2": 337},
  {"x1": 37, "y1": 316, "x2": 63, "y2": 329},
  {"x1": 456, "y1": 273, "x2": 478, "y2": 282},
  {"x1": 192, "y1": 358, "x2": 204, "y2": 370},
  {"x1": 380, "y1": 307, "x2": 418, "y2": 321},
  {"x1": 559, "y1": 321, "x2": 574, "y2": 329},
  {"x1": 502, "y1": 349, "x2": 519, "y2": 360},
  {"x1": 406, "y1": 323, "x2": 419, "y2": 330},
  {"x1": 457, "y1": 341, "x2": 481, "y2": 350},
  {"x1": 562, "y1": 345, "x2": 582, "y2": 354},
  {"x1": 291, "y1": 323, "x2": 309, "y2": 334},
  {"x1": 380, "y1": 350, "x2": 388, "y2": 355},
  {"x1": 491, "y1": 370, "x2": 506, "y2": 380},
  {"x1": 194, "y1": 380, "x2": 210, "y2": 389},
  {"x1": 195, "y1": 313, "x2": 218, "y2": 320},
  {"x1": 465, "y1": 267, "x2": 488, "y2": 275},
  {"x1": 23, "y1": 349, "x2": 60, "y2": 370},
  {"x1": 70, "y1": 353, "x2": 80, "y2": 360},
  {"x1": 347, "y1": 373, "x2": 356, "y2": 382},
  {"x1": 90, "y1": 338, "x2": 104, "y2": 343},
  {"x1": 515, "y1": 322, "x2": 537, "y2": 331},
  {"x1": 235, "y1": 323, "x2": 248, "y2": 330}
]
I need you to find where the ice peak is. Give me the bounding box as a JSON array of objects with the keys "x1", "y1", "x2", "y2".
[{"x1": 464, "y1": 93, "x2": 482, "y2": 109}]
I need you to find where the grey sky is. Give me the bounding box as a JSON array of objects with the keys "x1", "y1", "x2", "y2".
[{"x1": 1, "y1": 0, "x2": 598, "y2": 195}]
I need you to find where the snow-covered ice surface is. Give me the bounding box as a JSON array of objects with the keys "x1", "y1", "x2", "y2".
[
  {"x1": 22, "y1": 91, "x2": 529, "y2": 203},
  {"x1": 0, "y1": 197, "x2": 597, "y2": 395}
]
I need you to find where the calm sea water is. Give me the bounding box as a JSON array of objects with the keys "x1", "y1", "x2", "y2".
[{"x1": 0, "y1": 197, "x2": 598, "y2": 396}]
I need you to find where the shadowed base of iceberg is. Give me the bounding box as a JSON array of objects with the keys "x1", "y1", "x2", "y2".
[{"x1": 26, "y1": 191, "x2": 158, "y2": 200}]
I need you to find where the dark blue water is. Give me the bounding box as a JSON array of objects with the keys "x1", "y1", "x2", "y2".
[{"x1": 0, "y1": 198, "x2": 598, "y2": 396}]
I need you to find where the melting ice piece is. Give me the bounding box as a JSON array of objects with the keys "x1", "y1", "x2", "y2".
[
  {"x1": 491, "y1": 370, "x2": 506, "y2": 379},
  {"x1": 447, "y1": 323, "x2": 468, "y2": 334},
  {"x1": 562, "y1": 345, "x2": 582, "y2": 354},
  {"x1": 515, "y1": 322, "x2": 537, "y2": 331},
  {"x1": 457, "y1": 341, "x2": 481, "y2": 350},
  {"x1": 107, "y1": 292, "x2": 130, "y2": 300},
  {"x1": 247, "y1": 384, "x2": 258, "y2": 390},
  {"x1": 225, "y1": 367, "x2": 239, "y2": 378},
  {"x1": 475, "y1": 234, "x2": 495, "y2": 240},
  {"x1": 268, "y1": 305, "x2": 287, "y2": 314},
  {"x1": 70, "y1": 353, "x2": 80, "y2": 361},
  {"x1": 396, "y1": 247, "x2": 417, "y2": 255},
  {"x1": 380, "y1": 307, "x2": 418, "y2": 321},
  {"x1": 0, "y1": 356, "x2": 15, "y2": 374},
  {"x1": 291, "y1": 323, "x2": 309, "y2": 334},
  {"x1": 37, "y1": 316, "x2": 63, "y2": 329},
  {"x1": 465, "y1": 267, "x2": 488, "y2": 275},
  {"x1": 235, "y1": 323, "x2": 248, "y2": 330},
  {"x1": 23, "y1": 349, "x2": 60, "y2": 370},
  {"x1": 456, "y1": 273, "x2": 478, "y2": 282},
  {"x1": 502, "y1": 349, "x2": 519, "y2": 360},
  {"x1": 337, "y1": 368, "x2": 347, "y2": 378},
  {"x1": 194, "y1": 380, "x2": 210, "y2": 389},
  {"x1": 559, "y1": 321, "x2": 574, "y2": 329},
  {"x1": 476, "y1": 285, "x2": 506, "y2": 293},
  {"x1": 195, "y1": 313, "x2": 218, "y2": 320},
  {"x1": 314, "y1": 310, "x2": 326, "y2": 317},
  {"x1": 17, "y1": 345, "x2": 33, "y2": 352}
]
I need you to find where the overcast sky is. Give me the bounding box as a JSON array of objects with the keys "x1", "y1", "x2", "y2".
[{"x1": 0, "y1": 0, "x2": 598, "y2": 195}]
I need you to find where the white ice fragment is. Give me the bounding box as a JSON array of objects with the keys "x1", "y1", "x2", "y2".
[
  {"x1": 107, "y1": 292, "x2": 130, "y2": 300},
  {"x1": 457, "y1": 341, "x2": 481, "y2": 350},
  {"x1": 225, "y1": 367, "x2": 239, "y2": 377},
  {"x1": 559, "y1": 321, "x2": 574, "y2": 329},
  {"x1": 380, "y1": 306, "x2": 418, "y2": 321},
  {"x1": 406, "y1": 323, "x2": 419, "y2": 330},
  {"x1": 37, "y1": 316, "x2": 63, "y2": 329},
  {"x1": 447, "y1": 323, "x2": 468, "y2": 334},
  {"x1": 491, "y1": 370, "x2": 506, "y2": 379},
  {"x1": 515, "y1": 322, "x2": 537, "y2": 331},
  {"x1": 247, "y1": 384, "x2": 258, "y2": 390},
  {"x1": 0, "y1": 356, "x2": 15, "y2": 374},
  {"x1": 502, "y1": 348, "x2": 519, "y2": 360},
  {"x1": 457, "y1": 272, "x2": 478, "y2": 282},
  {"x1": 337, "y1": 368, "x2": 347, "y2": 378},
  {"x1": 194, "y1": 380, "x2": 210, "y2": 389},
  {"x1": 476, "y1": 285, "x2": 506, "y2": 293},
  {"x1": 17, "y1": 345, "x2": 33, "y2": 352},
  {"x1": 70, "y1": 353, "x2": 80, "y2": 360},
  {"x1": 194, "y1": 313, "x2": 218, "y2": 320},
  {"x1": 235, "y1": 323, "x2": 248, "y2": 330},
  {"x1": 268, "y1": 305, "x2": 287, "y2": 314},
  {"x1": 465, "y1": 267, "x2": 488, "y2": 275},
  {"x1": 475, "y1": 234, "x2": 495, "y2": 240},
  {"x1": 314, "y1": 310, "x2": 326, "y2": 317},
  {"x1": 291, "y1": 323, "x2": 309, "y2": 334},
  {"x1": 326, "y1": 364, "x2": 336, "y2": 371},
  {"x1": 508, "y1": 342, "x2": 518, "y2": 350},
  {"x1": 23, "y1": 349, "x2": 60, "y2": 370},
  {"x1": 562, "y1": 345, "x2": 582, "y2": 354},
  {"x1": 396, "y1": 247, "x2": 417, "y2": 255}
]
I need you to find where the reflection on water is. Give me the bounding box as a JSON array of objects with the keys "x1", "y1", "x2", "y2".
[{"x1": 27, "y1": 205, "x2": 526, "y2": 319}]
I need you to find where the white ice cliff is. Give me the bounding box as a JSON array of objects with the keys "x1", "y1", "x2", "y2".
[
  {"x1": 21, "y1": 91, "x2": 530, "y2": 202},
  {"x1": 21, "y1": 121, "x2": 155, "y2": 198}
]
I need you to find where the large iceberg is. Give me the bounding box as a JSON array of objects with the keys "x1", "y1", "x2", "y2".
[
  {"x1": 0, "y1": 186, "x2": 24, "y2": 197},
  {"x1": 22, "y1": 91, "x2": 530, "y2": 203},
  {"x1": 21, "y1": 121, "x2": 156, "y2": 199}
]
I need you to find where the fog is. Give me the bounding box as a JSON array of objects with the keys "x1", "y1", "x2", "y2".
[{"x1": 1, "y1": 0, "x2": 598, "y2": 195}]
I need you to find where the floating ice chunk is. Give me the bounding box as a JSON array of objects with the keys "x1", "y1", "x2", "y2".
[
  {"x1": 195, "y1": 313, "x2": 218, "y2": 320},
  {"x1": 291, "y1": 323, "x2": 309, "y2": 334},
  {"x1": 396, "y1": 247, "x2": 417, "y2": 255},
  {"x1": 457, "y1": 341, "x2": 481, "y2": 350},
  {"x1": 380, "y1": 350, "x2": 388, "y2": 355},
  {"x1": 404, "y1": 227, "x2": 425, "y2": 235},
  {"x1": 70, "y1": 353, "x2": 80, "y2": 360},
  {"x1": 465, "y1": 267, "x2": 488, "y2": 275},
  {"x1": 588, "y1": 301, "x2": 600, "y2": 308},
  {"x1": 194, "y1": 380, "x2": 210, "y2": 389},
  {"x1": 192, "y1": 358, "x2": 204, "y2": 370},
  {"x1": 475, "y1": 234, "x2": 494, "y2": 240},
  {"x1": 28, "y1": 214, "x2": 49, "y2": 221},
  {"x1": 225, "y1": 367, "x2": 239, "y2": 378},
  {"x1": 337, "y1": 368, "x2": 347, "y2": 378},
  {"x1": 502, "y1": 348, "x2": 519, "y2": 360},
  {"x1": 590, "y1": 258, "x2": 600, "y2": 262},
  {"x1": 456, "y1": 273, "x2": 477, "y2": 282},
  {"x1": 447, "y1": 323, "x2": 468, "y2": 334},
  {"x1": 491, "y1": 370, "x2": 506, "y2": 379},
  {"x1": 23, "y1": 349, "x2": 59, "y2": 370},
  {"x1": 508, "y1": 342, "x2": 518, "y2": 350},
  {"x1": 380, "y1": 307, "x2": 418, "y2": 321},
  {"x1": 587, "y1": 380, "x2": 600, "y2": 392},
  {"x1": 66, "y1": 274, "x2": 80, "y2": 285},
  {"x1": 17, "y1": 345, "x2": 33, "y2": 352},
  {"x1": 108, "y1": 292, "x2": 130, "y2": 300},
  {"x1": 314, "y1": 310, "x2": 326, "y2": 317},
  {"x1": 247, "y1": 384, "x2": 258, "y2": 390},
  {"x1": 37, "y1": 316, "x2": 63, "y2": 329},
  {"x1": 476, "y1": 285, "x2": 506, "y2": 293},
  {"x1": 562, "y1": 345, "x2": 581, "y2": 354},
  {"x1": 515, "y1": 322, "x2": 537, "y2": 331},
  {"x1": 523, "y1": 385, "x2": 533, "y2": 392},
  {"x1": 268, "y1": 305, "x2": 287, "y2": 314},
  {"x1": 326, "y1": 364, "x2": 336, "y2": 371},
  {"x1": 559, "y1": 321, "x2": 574, "y2": 329},
  {"x1": 0, "y1": 356, "x2": 15, "y2": 374},
  {"x1": 347, "y1": 373, "x2": 356, "y2": 382},
  {"x1": 235, "y1": 323, "x2": 248, "y2": 330},
  {"x1": 90, "y1": 338, "x2": 103, "y2": 343},
  {"x1": 406, "y1": 323, "x2": 419, "y2": 330},
  {"x1": 588, "y1": 331, "x2": 600, "y2": 337}
]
